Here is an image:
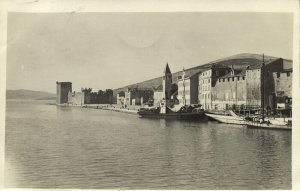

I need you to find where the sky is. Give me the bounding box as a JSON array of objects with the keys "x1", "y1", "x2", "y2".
[{"x1": 7, "y1": 12, "x2": 293, "y2": 93}]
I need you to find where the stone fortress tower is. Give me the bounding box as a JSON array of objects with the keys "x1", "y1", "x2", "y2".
[{"x1": 56, "y1": 82, "x2": 72, "y2": 105}]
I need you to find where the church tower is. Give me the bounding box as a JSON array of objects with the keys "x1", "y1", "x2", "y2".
[{"x1": 162, "y1": 63, "x2": 172, "y2": 100}]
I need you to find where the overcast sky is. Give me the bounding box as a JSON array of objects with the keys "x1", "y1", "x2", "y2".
[{"x1": 7, "y1": 12, "x2": 293, "y2": 93}]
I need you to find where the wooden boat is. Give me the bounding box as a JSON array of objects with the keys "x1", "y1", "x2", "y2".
[
  {"x1": 137, "y1": 105, "x2": 206, "y2": 120},
  {"x1": 205, "y1": 110, "x2": 246, "y2": 125},
  {"x1": 245, "y1": 119, "x2": 292, "y2": 130}
]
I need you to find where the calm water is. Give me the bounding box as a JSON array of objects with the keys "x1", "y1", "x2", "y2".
[{"x1": 5, "y1": 100, "x2": 291, "y2": 189}]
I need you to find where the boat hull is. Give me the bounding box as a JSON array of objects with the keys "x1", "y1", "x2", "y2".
[
  {"x1": 245, "y1": 121, "x2": 292, "y2": 131},
  {"x1": 138, "y1": 111, "x2": 206, "y2": 120},
  {"x1": 205, "y1": 113, "x2": 246, "y2": 125}
]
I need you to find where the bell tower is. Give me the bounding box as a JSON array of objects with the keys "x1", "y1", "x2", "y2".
[{"x1": 162, "y1": 63, "x2": 172, "y2": 100}]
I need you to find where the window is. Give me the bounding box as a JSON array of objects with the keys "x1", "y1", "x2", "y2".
[
  {"x1": 223, "y1": 78, "x2": 225, "y2": 82},
  {"x1": 287, "y1": 72, "x2": 290, "y2": 77},
  {"x1": 242, "y1": 76, "x2": 245, "y2": 80},
  {"x1": 232, "y1": 77, "x2": 234, "y2": 81},
  {"x1": 227, "y1": 78, "x2": 230, "y2": 82},
  {"x1": 237, "y1": 76, "x2": 240, "y2": 81},
  {"x1": 277, "y1": 72, "x2": 280, "y2": 78}
]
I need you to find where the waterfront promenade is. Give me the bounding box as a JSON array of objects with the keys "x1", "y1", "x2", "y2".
[{"x1": 72, "y1": 104, "x2": 140, "y2": 114}]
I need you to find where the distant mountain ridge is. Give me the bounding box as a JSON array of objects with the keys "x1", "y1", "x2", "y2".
[
  {"x1": 6, "y1": 89, "x2": 56, "y2": 100},
  {"x1": 113, "y1": 53, "x2": 292, "y2": 96}
]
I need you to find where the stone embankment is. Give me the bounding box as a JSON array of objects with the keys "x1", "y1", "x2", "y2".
[{"x1": 71, "y1": 104, "x2": 140, "y2": 114}]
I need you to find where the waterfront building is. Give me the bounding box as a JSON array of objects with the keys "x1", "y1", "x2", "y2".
[
  {"x1": 273, "y1": 68, "x2": 292, "y2": 110},
  {"x1": 68, "y1": 91, "x2": 84, "y2": 105},
  {"x1": 99, "y1": 89, "x2": 113, "y2": 104},
  {"x1": 153, "y1": 84, "x2": 164, "y2": 106},
  {"x1": 197, "y1": 56, "x2": 291, "y2": 111},
  {"x1": 124, "y1": 87, "x2": 154, "y2": 106},
  {"x1": 56, "y1": 81, "x2": 72, "y2": 105},
  {"x1": 245, "y1": 58, "x2": 283, "y2": 110},
  {"x1": 117, "y1": 91, "x2": 125, "y2": 105},
  {"x1": 212, "y1": 66, "x2": 247, "y2": 110},
  {"x1": 66, "y1": 88, "x2": 114, "y2": 105},
  {"x1": 198, "y1": 65, "x2": 231, "y2": 110},
  {"x1": 177, "y1": 69, "x2": 202, "y2": 105},
  {"x1": 81, "y1": 88, "x2": 94, "y2": 104}
]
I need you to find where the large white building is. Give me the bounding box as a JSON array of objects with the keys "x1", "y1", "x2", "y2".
[{"x1": 177, "y1": 69, "x2": 202, "y2": 105}]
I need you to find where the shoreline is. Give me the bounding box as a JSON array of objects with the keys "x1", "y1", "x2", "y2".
[{"x1": 69, "y1": 104, "x2": 139, "y2": 115}]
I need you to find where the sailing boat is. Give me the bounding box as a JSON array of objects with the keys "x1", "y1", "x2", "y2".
[
  {"x1": 245, "y1": 54, "x2": 292, "y2": 130},
  {"x1": 205, "y1": 110, "x2": 246, "y2": 125}
]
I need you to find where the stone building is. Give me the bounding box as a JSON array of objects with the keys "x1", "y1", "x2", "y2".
[
  {"x1": 117, "y1": 91, "x2": 125, "y2": 105},
  {"x1": 272, "y1": 68, "x2": 292, "y2": 109},
  {"x1": 124, "y1": 87, "x2": 154, "y2": 106},
  {"x1": 81, "y1": 88, "x2": 94, "y2": 104},
  {"x1": 198, "y1": 65, "x2": 231, "y2": 110},
  {"x1": 98, "y1": 89, "x2": 113, "y2": 104},
  {"x1": 245, "y1": 58, "x2": 283, "y2": 110},
  {"x1": 212, "y1": 67, "x2": 247, "y2": 110},
  {"x1": 153, "y1": 84, "x2": 164, "y2": 106},
  {"x1": 66, "y1": 88, "x2": 114, "y2": 105},
  {"x1": 68, "y1": 91, "x2": 84, "y2": 105},
  {"x1": 198, "y1": 57, "x2": 287, "y2": 111},
  {"x1": 177, "y1": 69, "x2": 202, "y2": 105},
  {"x1": 56, "y1": 81, "x2": 72, "y2": 105}
]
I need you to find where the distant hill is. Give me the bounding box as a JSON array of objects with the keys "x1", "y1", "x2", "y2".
[
  {"x1": 6, "y1": 89, "x2": 56, "y2": 100},
  {"x1": 113, "y1": 53, "x2": 292, "y2": 96}
]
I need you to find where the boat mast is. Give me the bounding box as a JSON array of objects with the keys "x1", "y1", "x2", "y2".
[
  {"x1": 182, "y1": 67, "x2": 186, "y2": 106},
  {"x1": 261, "y1": 54, "x2": 265, "y2": 122}
]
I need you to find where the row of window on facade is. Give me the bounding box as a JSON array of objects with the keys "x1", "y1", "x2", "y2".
[
  {"x1": 202, "y1": 70, "x2": 212, "y2": 76},
  {"x1": 201, "y1": 85, "x2": 210, "y2": 91},
  {"x1": 276, "y1": 72, "x2": 291, "y2": 78},
  {"x1": 218, "y1": 76, "x2": 245, "y2": 83},
  {"x1": 200, "y1": 78, "x2": 211, "y2": 84},
  {"x1": 200, "y1": 92, "x2": 237, "y2": 100},
  {"x1": 200, "y1": 93, "x2": 211, "y2": 99}
]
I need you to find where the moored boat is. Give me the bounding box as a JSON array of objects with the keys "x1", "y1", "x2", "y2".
[
  {"x1": 205, "y1": 110, "x2": 246, "y2": 125},
  {"x1": 245, "y1": 119, "x2": 292, "y2": 130},
  {"x1": 138, "y1": 105, "x2": 206, "y2": 120}
]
